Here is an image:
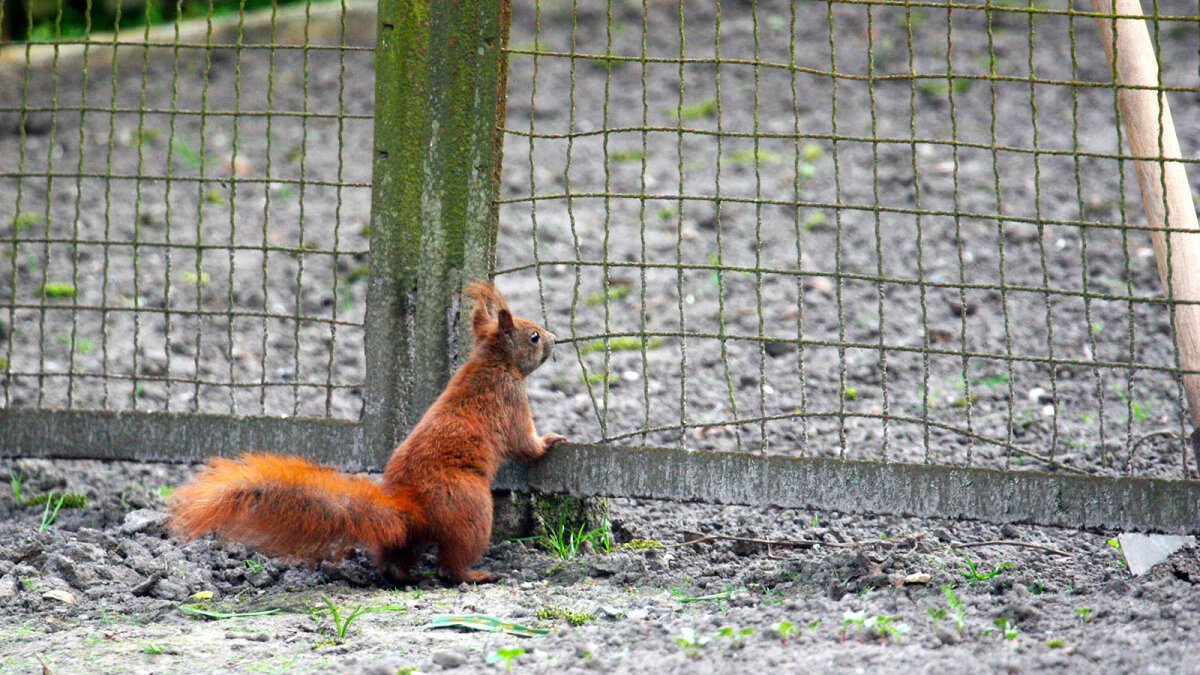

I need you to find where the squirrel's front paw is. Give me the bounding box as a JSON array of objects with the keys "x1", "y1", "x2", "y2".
[{"x1": 541, "y1": 433, "x2": 568, "y2": 448}]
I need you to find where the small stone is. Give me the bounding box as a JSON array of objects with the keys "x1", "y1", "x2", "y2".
[
  {"x1": 153, "y1": 579, "x2": 188, "y2": 601},
  {"x1": 120, "y1": 509, "x2": 170, "y2": 535},
  {"x1": 935, "y1": 626, "x2": 962, "y2": 645},
  {"x1": 42, "y1": 588, "x2": 76, "y2": 604},
  {"x1": 902, "y1": 572, "x2": 932, "y2": 585},
  {"x1": 764, "y1": 341, "x2": 797, "y2": 358},
  {"x1": 0, "y1": 575, "x2": 20, "y2": 603},
  {"x1": 431, "y1": 650, "x2": 467, "y2": 669}
]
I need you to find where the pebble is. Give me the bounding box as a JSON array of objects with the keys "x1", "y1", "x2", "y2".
[
  {"x1": 0, "y1": 575, "x2": 20, "y2": 603},
  {"x1": 431, "y1": 650, "x2": 467, "y2": 668},
  {"x1": 935, "y1": 626, "x2": 962, "y2": 645},
  {"x1": 120, "y1": 509, "x2": 170, "y2": 535}
]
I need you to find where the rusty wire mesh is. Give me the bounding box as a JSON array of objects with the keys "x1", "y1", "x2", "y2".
[
  {"x1": 1, "y1": 0, "x2": 372, "y2": 419},
  {"x1": 495, "y1": 0, "x2": 1200, "y2": 480}
]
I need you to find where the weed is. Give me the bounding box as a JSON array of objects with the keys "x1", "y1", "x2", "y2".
[
  {"x1": 584, "y1": 286, "x2": 630, "y2": 306},
  {"x1": 609, "y1": 149, "x2": 644, "y2": 163},
  {"x1": 37, "y1": 494, "x2": 67, "y2": 532},
  {"x1": 179, "y1": 605, "x2": 281, "y2": 620},
  {"x1": 917, "y1": 78, "x2": 973, "y2": 96},
  {"x1": 37, "y1": 282, "x2": 77, "y2": 298},
  {"x1": 672, "y1": 627, "x2": 710, "y2": 658},
  {"x1": 1111, "y1": 384, "x2": 1149, "y2": 422},
  {"x1": 20, "y1": 577, "x2": 36, "y2": 591},
  {"x1": 770, "y1": 619, "x2": 798, "y2": 644},
  {"x1": 23, "y1": 492, "x2": 87, "y2": 509},
  {"x1": 142, "y1": 642, "x2": 164, "y2": 654},
  {"x1": 807, "y1": 618, "x2": 821, "y2": 630},
  {"x1": 716, "y1": 625, "x2": 754, "y2": 649},
  {"x1": 541, "y1": 515, "x2": 609, "y2": 559},
  {"x1": 486, "y1": 647, "x2": 525, "y2": 673},
  {"x1": 536, "y1": 607, "x2": 595, "y2": 626},
  {"x1": 942, "y1": 585, "x2": 967, "y2": 634},
  {"x1": 668, "y1": 97, "x2": 718, "y2": 121},
  {"x1": 12, "y1": 212, "x2": 41, "y2": 234},
  {"x1": 926, "y1": 607, "x2": 946, "y2": 629},
  {"x1": 656, "y1": 206, "x2": 679, "y2": 221},
  {"x1": 204, "y1": 190, "x2": 227, "y2": 206},
  {"x1": 1046, "y1": 637, "x2": 1065, "y2": 648},
  {"x1": 725, "y1": 148, "x2": 780, "y2": 165},
  {"x1": 1075, "y1": 607, "x2": 1091, "y2": 624},
  {"x1": 800, "y1": 211, "x2": 827, "y2": 232},
  {"x1": 618, "y1": 538, "x2": 663, "y2": 550},
  {"x1": 1106, "y1": 538, "x2": 1129, "y2": 568},
  {"x1": 672, "y1": 588, "x2": 733, "y2": 604},
  {"x1": 171, "y1": 136, "x2": 203, "y2": 170},
  {"x1": 956, "y1": 550, "x2": 1014, "y2": 581},
  {"x1": 578, "y1": 337, "x2": 662, "y2": 355},
  {"x1": 841, "y1": 610, "x2": 868, "y2": 643},
  {"x1": 245, "y1": 559, "x2": 264, "y2": 575},
  {"x1": 9, "y1": 471, "x2": 23, "y2": 502},
  {"x1": 994, "y1": 618, "x2": 1018, "y2": 640},
  {"x1": 867, "y1": 615, "x2": 909, "y2": 645},
  {"x1": 1028, "y1": 581, "x2": 1045, "y2": 595},
  {"x1": 181, "y1": 270, "x2": 211, "y2": 285},
  {"x1": 156, "y1": 485, "x2": 174, "y2": 499}
]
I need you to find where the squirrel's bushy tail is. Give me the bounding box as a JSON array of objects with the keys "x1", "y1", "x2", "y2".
[{"x1": 169, "y1": 453, "x2": 418, "y2": 562}]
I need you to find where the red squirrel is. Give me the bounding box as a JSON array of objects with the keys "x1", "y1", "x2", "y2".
[{"x1": 168, "y1": 281, "x2": 566, "y2": 583}]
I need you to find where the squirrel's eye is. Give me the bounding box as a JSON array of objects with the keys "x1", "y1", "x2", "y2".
[{"x1": 530, "y1": 331, "x2": 540, "y2": 343}]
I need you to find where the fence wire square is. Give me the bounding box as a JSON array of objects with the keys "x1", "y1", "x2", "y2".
[{"x1": 496, "y1": 0, "x2": 1200, "y2": 480}]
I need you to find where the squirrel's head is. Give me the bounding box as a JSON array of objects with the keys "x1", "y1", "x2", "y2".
[{"x1": 464, "y1": 281, "x2": 556, "y2": 376}]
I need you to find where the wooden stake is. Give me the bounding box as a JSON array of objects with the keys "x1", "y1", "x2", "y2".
[{"x1": 1092, "y1": 0, "x2": 1200, "y2": 473}]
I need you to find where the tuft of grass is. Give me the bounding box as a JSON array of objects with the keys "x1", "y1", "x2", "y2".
[
  {"x1": 37, "y1": 282, "x2": 77, "y2": 298},
  {"x1": 580, "y1": 371, "x2": 620, "y2": 386},
  {"x1": 716, "y1": 625, "x2": 754, "y2": 649},
  {"x1": 579, "y1": 336, "x2": 662, "y2": 355},
  {"x1": 536, "y1": 607, "x2": 595, "y2": 626},
  {"x1": 656, "y1": 206, "x2": 679, "y2": 221},
  {"x1": 486, "y1": 646, "x2": 525, "y2": 673},
  {"x1": 1046, "y1": 637, "x2": 1065, "y2": 648},
  {"x1": 12, "y1": 212, "x2": 41, "y2": 234},
  {"x1": 672, "y1": 627, "x2": 710, "y2": 658},
  {"x1": 23, "y1": 492, "x2": 88, "y2": 509},
  {"x1": 619, "y1": 538, "x2": 663, "y2": 550},
  {"x1": 584, "y1": 286, "x2": 630, "y2": 306},
  {"x1": 171, "y1": 136, "x2": 203, "y2": 170},
  {"x1": 609, "y1": 149, "x2": 645, "y2": 163},
  {"x1": 957, "y1": 550, "x2": 1014, "y2": 581},
  {"x1": 800, "y1": 211, "x2": 826, "y2": 232},
  {"x1": 541, "y1": 512, "x2": 610, "y2": 559},
  {"x1": 918, "y1": 78, "x2": 973, "y2": 96},
  {"x1": 37, "y1": 494, "x2": 68, "y2": 532},
  {"x1": 181, "y1": 270, "x2": 211, "y2": 285},
  {"x1": 667, "y1": 97, "x2": 718, "y2": 121},
  {"x1": 142, "y1": 642, "x2": 165, "y2": 654},
  {"x1": 725, "y1": 148, "x2": 780, "y2": 165},
  {"x1": 770, "y1": 619, "x2": 798, "y2": 644}
]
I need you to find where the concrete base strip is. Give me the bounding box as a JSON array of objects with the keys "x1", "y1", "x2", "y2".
[
  {"x1": 2, "y1": 412, "x2": 1197, "y2": 534},
  {"x1": 495, "y1": 444, "x2": 1200, "y2": 535}
]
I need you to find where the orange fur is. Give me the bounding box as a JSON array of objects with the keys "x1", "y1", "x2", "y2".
[{"x1": 169, "y1": 282, "x2": 565, "y2": 584}]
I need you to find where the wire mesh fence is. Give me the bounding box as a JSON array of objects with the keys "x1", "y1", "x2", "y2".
[
  {"x1": 3, "y1": 0, "x2": 1200, "y2": 508},
  {"x1": 1, "y1": 0, "x2": 372, "y2": 420},
  {"x1": 496, "y1": 0, "x2": 1200, "y2": 481}
]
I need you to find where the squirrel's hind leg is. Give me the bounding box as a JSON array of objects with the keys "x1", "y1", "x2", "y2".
[
  {"x1": 432, "y1": 482, "x2": 496, "y2": 584},
  {"x1": 377, "y1": 542, "x2": 426, "y2": 587}
]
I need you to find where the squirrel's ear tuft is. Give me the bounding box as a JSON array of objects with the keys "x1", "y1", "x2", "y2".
[
  {"x1": 472, "y1": 306, "x2": 492, "y2": 338},
  {"x1": 498, "y1": 309, "x2": 514, "y2": 334}
]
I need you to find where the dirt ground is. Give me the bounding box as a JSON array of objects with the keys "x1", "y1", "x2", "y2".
[
  {"x1": 3, "y1": 0, "x2": 1200, "y2": 672},
  {"x1": 0, "y1": 457, "x2": 1197, "y2": 673}
]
